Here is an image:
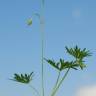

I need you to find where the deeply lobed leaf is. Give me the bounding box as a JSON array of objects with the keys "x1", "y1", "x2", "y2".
[
  {"x1": 11, "y1": 72, "x2": 33, "y2": 84},
  {"x1": 44, "y1": 58, "x2": 60, "y2": 71},
  {"x1": 45, "y1": 58, "x2": 82, "y2": 71},
  {"x1": 65, "y1": 45, "x2": 92, "y2": 60}
]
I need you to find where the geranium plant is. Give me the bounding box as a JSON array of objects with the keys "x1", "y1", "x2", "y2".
[
  {"x1": 10, "y1": 0, "x2": 92, "y2": 96},
  {"x1": 10, "y1": 45, "x2": 91, "y2": 96}
]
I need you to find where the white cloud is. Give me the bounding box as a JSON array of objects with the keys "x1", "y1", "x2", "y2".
[{"x1": 76, "y1": 85, "x2": 96, "y2": 96}]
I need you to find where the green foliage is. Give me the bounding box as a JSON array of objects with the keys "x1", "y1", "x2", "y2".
[
  {"x1": 10, "y1": 46, "x2": 91, "y2": 96},
  {"x1": 44, "y1": 58, "x2": 60, "y2": 71},
  {"x1": 59, "y1": 59, "x2": 78, "y2": 70},
  {"x1": 44, "y1": 58, "x2": 79, "y2": 71},
  {"x1": 45, "y1": 46, "x2": 92, "y2": 96},
  {"x1": 11, "y1": 72, "x2": 33, "y2": 84},
  {"x1": 65, "y1": 45, "x2": 92, "y2": 60},
  {"x1": 45, "y1": 46, "x2": 91, "y2": 71},
  {"x1": 65, "y1": 45, "x2": 92, "y2": 70}
]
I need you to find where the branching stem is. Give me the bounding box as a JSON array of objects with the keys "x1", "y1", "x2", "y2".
[
  {"x1": 51, "y1": 68, "x2": 70, "y2": 96},
  {"x1": 50, "y1": 71, "x2": 61, "y2": 96}
]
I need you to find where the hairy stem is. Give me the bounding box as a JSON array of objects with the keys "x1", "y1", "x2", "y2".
[
  {"x1": 51, "y1": 68, "x2": 70, "y2": 96},
  {"x1": 40, "y1": 0, "x2": 45, "y2": 96},
  {"x1": 29, "y1": 84, "x2": 41, "y2": 96},
  {"x1": 50, "y1": 71, "x2": 61, "y2": 96},
  {"x1": 41, "y1": 23, "x2": 44, "y2": 96}
]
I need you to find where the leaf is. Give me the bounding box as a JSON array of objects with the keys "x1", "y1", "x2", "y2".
[
  {"x1": 45, "y1": 46, "x2": 91, "y2": 72},
  {"x1": 10, "y1": 72, "x2": 34, "y2": 84},
  {"x1": 44, "y1": 58, "x2": 60, "y2": 71},
  {"x1": 45, "y1": 58, "x2": 79, "y2": 71},
  {"x1": 65, "y1": 45, "x2": 92, "y2": 60},
  {"x1": 76, "y1": 60, "x2": 86, "y2": 70},
  {"x1": 59, "y1": 59, "x2": 78, "y2": 71}
]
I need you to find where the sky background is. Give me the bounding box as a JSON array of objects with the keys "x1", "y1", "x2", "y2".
[{"x1": 0, "y1": 0, "x2": 96, "y2": 96}]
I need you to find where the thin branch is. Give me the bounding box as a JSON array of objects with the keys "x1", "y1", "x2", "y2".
[
  {"x1": 40, "y1": 0, "x2": 45, "y2": 96},
  {"x1": 50, "y1": 71, "x2": 61, "y2": 96},
  {"x1": 51, "y1": 68, "x2": 70, "y2": 96},
  {"x1": 28, "y1": 84, "x2": 41, "y2": 96}
]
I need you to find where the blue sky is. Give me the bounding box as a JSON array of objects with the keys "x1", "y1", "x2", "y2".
[{"x1": 0, "y1": 0, "x2": 96, "y2": 96}]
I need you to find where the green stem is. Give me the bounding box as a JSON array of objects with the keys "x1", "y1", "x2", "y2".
[
  {"x1": 29, "y1": 84, "x2": 41, "y2": 96},
  {"x1": 50, "y1": 71, "x2": 61, "y2": 96},
  {"x1": 40, "y1": 0, "x2": 45, "y2": 96},
  {"x1": 41, "y1": 23, "x2": 44, "y2": 96},
  {"x1": 51, "y1": 68, "x2": 70, "y2": 96}
]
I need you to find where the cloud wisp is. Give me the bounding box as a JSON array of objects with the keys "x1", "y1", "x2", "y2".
[
  {"x1": 72, "y1": 9, "x2": 81, "y2": 19},
  {"x1": 76, "y1": 85, "x2": 96, "y2": 96}
]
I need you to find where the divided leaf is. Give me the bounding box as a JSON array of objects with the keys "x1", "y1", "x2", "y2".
[
  {"x1": 44, "y1": 58, "x2": 60, "y2": 71},
  {"x1": 65, "y1": 45, "x2": 91, "y2": 60},
  {"x1": 45, "y1": 58, "x2": 81, "y2": 71},
  {"x1": 10, "y1": 72, "x2": 33, "y2": 84},
  {"x1": 59, "y1": 59, "x2": 78, "y2": 71},
  {"x1": 45, "y1": 45, "x2": 92, "y2": 71},
  {"x1": 74, "y1": 59, "x2": 86, "y2": 70}
]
